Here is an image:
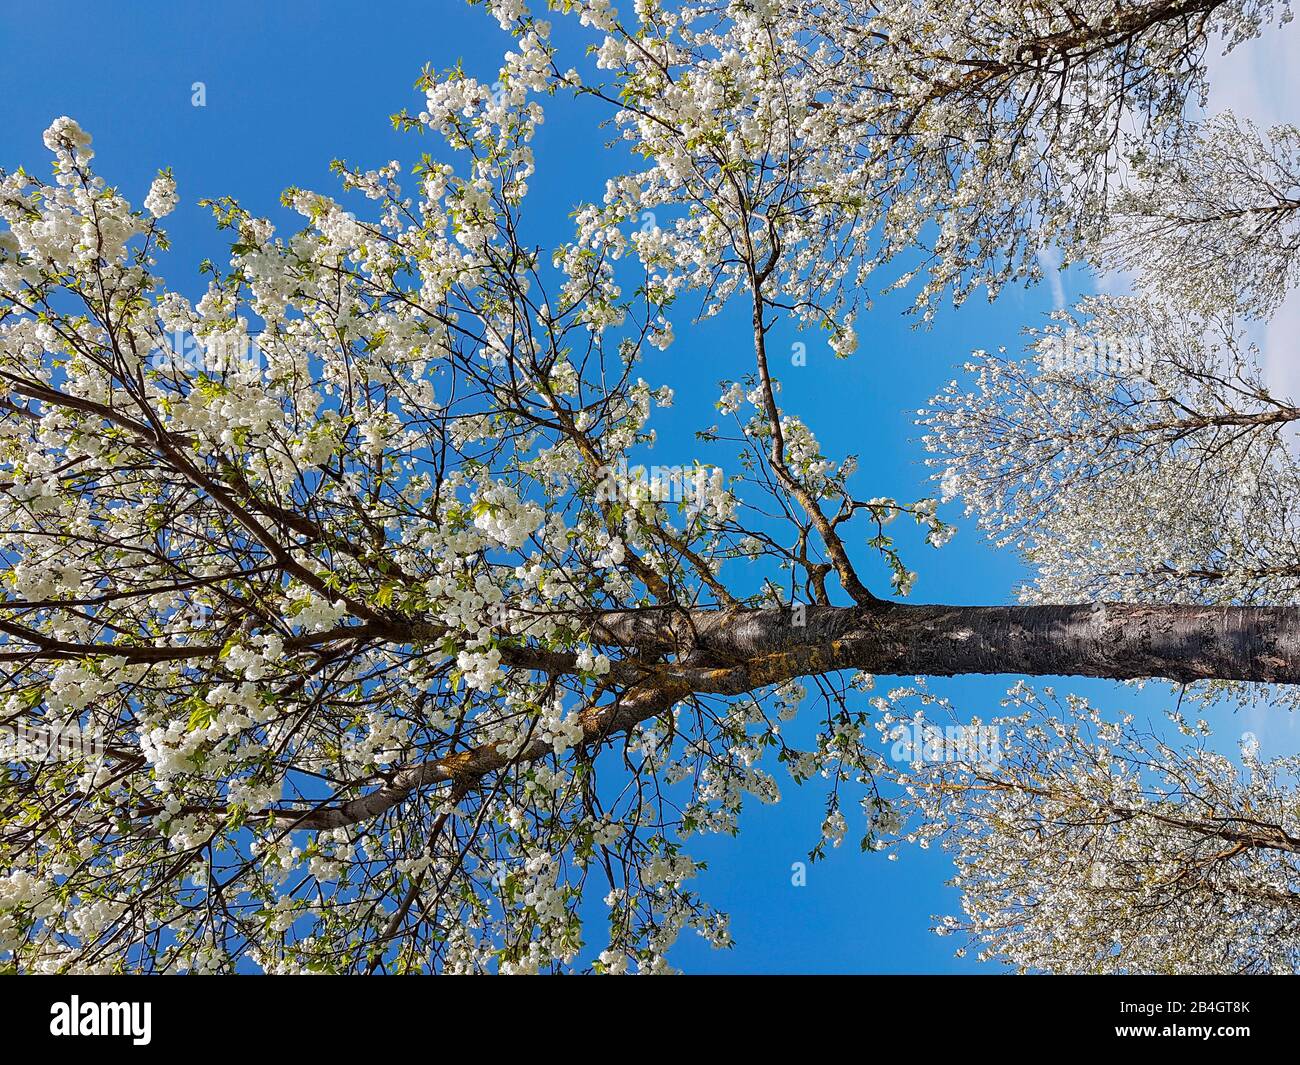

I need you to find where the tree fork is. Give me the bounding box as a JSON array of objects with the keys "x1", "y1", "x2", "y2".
[{"x1": 270, "y1": 600, "x2": 1300, "y2": 832}]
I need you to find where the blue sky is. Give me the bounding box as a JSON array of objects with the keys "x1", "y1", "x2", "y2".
[{"x1": 2, "y1": 0, "x2": 1294, "y2": 973}]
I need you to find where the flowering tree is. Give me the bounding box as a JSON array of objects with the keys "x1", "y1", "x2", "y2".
[{"x1": 1, "y1": 0, "x2": 1297, "y2": 973}]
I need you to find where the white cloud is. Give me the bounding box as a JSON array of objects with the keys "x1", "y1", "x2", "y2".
[{"x1": 1036, "y1": 245, "x2": 1066, "y2": 310}]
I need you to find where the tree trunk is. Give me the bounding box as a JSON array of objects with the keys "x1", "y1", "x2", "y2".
[{"x1": 592, "y1": 601, "x2": 1300, "y2": 686}]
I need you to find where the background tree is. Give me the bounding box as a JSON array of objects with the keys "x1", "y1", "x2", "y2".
[{"x1": 0, "y1": 0, "x2": 1296, "y2": 973}]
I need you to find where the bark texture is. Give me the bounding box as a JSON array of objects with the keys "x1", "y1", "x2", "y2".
[{"x1": 592, "y1": 601, "x2": 1300, "y2": 684}]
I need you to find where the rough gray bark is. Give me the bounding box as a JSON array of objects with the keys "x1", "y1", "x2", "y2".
[{"x1": 591, "y1": 601, "x2": 1300, "y2": 685}]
